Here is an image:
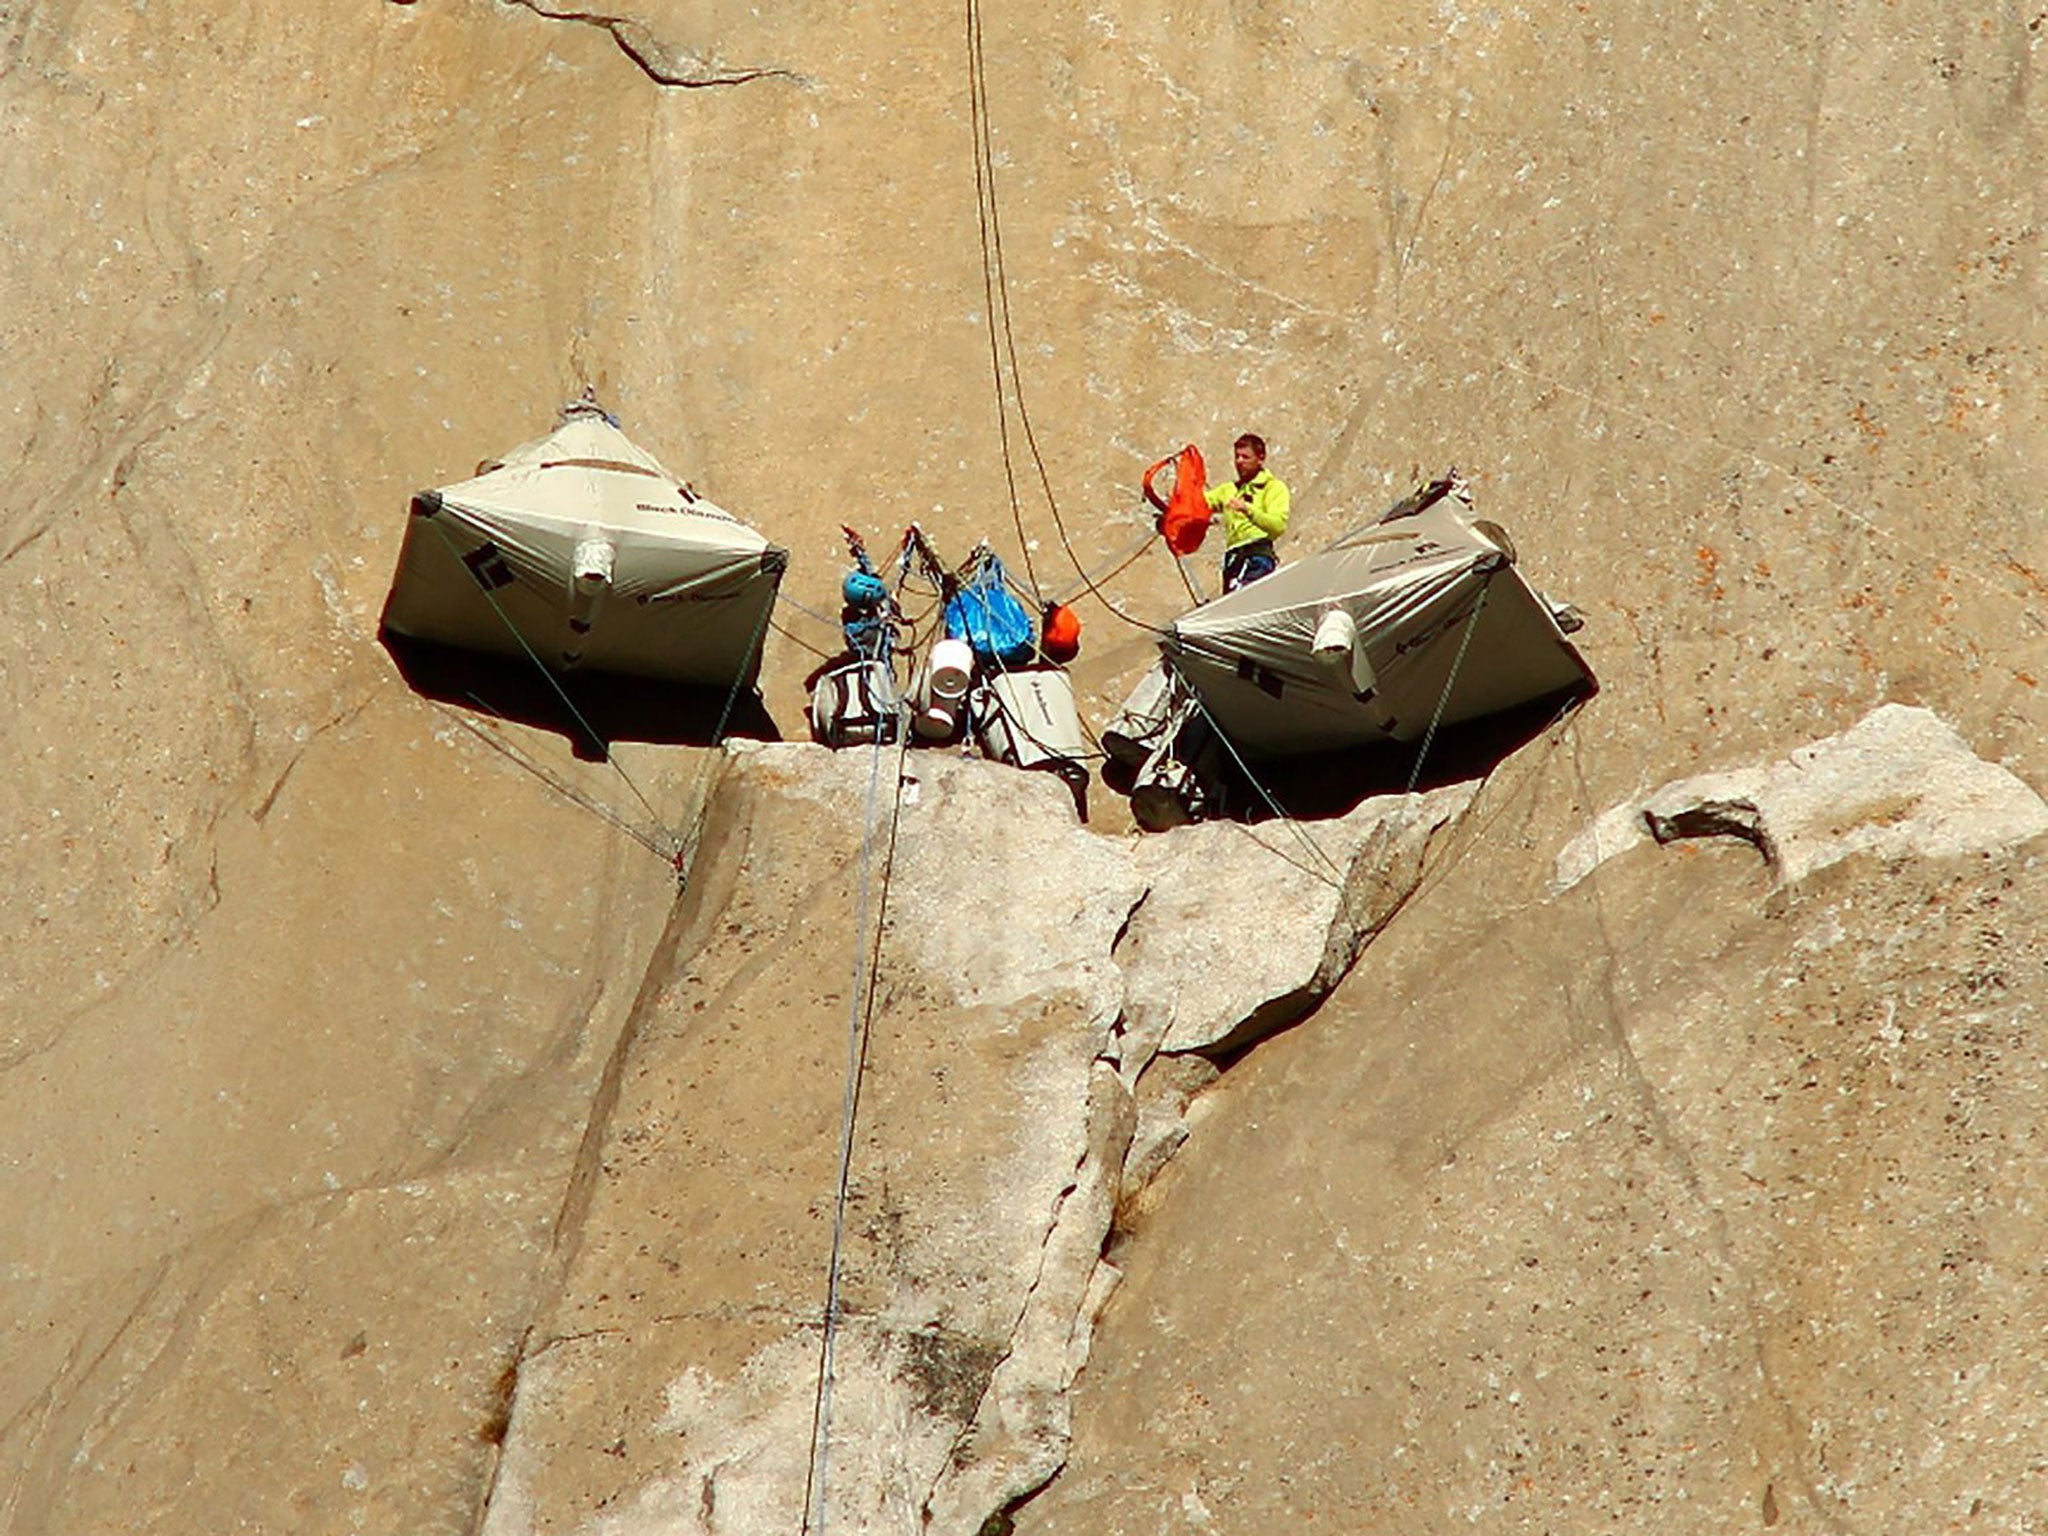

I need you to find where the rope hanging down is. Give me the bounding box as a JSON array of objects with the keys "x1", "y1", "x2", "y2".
[
  {"x1": 674, "y1": 587, "x2": 779, "y2": 881},
  {"x1": 1180, "y1": 566, "x2": 1500, "y2": 889},
  {"x1": 964, "y1": 0, "x2": 1170, "y2": 637},
  {"x1": 1406, "y1": 574, "x2": 1492, "y2": 793},
  {"x1": 423, "y1": 514, "x2": 774, "y2": 879},
  {"x1": 799, "y1": 733, "x2": 910, "y2": 1536},
  {"x1": 966, "y1": 0, "x2": 1041, "y2": 607}
]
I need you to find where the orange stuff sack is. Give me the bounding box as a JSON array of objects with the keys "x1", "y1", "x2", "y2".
[
  {"x1": 1142, "y1": 444, "x2": 1212, "y2": 556},
  {"x1": 1041, "y1": 602, "x2": 1082, "y2": 663}
]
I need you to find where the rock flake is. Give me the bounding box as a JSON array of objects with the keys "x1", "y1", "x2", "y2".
[{"x1": 1553, "y1": 704, "x2": 2048, "y2": 892}]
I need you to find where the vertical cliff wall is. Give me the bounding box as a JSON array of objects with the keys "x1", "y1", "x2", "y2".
[{"x1": 1, "y1": 0, "x2": 2042, "y2": 1532}]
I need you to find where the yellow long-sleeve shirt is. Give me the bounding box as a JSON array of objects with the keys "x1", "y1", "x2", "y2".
[{"x1": 1205, "y1": 470, "x2": 1290, "y2": 550}]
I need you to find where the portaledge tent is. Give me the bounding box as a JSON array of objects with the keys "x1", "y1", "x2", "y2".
[
  {"x1": 1154, "y1": 492, "x2": 1593, "y2": 758},
  {"x1": 381, "y1": 402, "x2": 787, "y2": 689}
]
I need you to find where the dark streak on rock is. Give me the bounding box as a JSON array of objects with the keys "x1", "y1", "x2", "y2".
[
  {"x1": 502, "y1": 0, "x2": 804, "y2": 89},
  {"x1": 478, "y1": 1358, "x2": 519, "y2": 1446},
  {"x1": 251, "y1": 751, "x2": 304, "y2": 825},
  {"x1": 1107, "y1": 888, "x2": 1148, "y2": 957},
  {"x1": 900, "y1": 1327, "x2": 1006, "y2": 1427},
  {"x1": 2, "y1": 520, "x2": 52, "y2": 566}
]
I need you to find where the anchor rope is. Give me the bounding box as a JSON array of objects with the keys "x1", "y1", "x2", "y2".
[
  {"x1": 1406, "y1": 573, "x2": 1493, "y2": 793},
  {"x1": 799, "y1": 731, "x2": 910, "y2": 1536}
]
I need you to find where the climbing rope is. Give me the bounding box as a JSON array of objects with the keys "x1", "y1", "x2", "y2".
[
  {"x1": 1185, "y1": 693, "x2": 1350, "y2": 890},
  {"x1": 966, "y1": 0, "x2": 1041, "y2": 606},
  {"x1": 775, "y1": 588, "x2": 847, "y2": 635},
  {"x1": 1406, "y1": 574, "x2": 1492, "y2": 793},
  {"x1": 1161, "y1": 564, "x2": 1501, "y2": 889},
  {"x1": 673, "y1": 584, "x2": 781, "y2": 881},
  {"x1": 1395, "y1": 693, "x2": 1586, "y2": 920},
  {"x1": 438, "y1": 703, "x2": 677, "y2": 861},
  {"x1": 799, "y1": 731, "x2": 910, "y2": 1536},
  {"x1": 1045, "y1": 521, "x2": 1155, "y2": 608},
  {"x1": 964, "y1": 0, "x2": 1175, "y2": 639},
  {"x1": 706, "y1": 588, "x2": 777, "y2": 751},
  {"x1": 769, "y1": 613, "x2": 838, "y2": 663},
  {"x1": 420, "y1": 510, "x2": 783, "y2": 880}
]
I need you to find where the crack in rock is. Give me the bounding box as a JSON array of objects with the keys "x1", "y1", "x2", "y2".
[
  {"x1": 920, "y1": 1063, "x2": 1135, "y2": 1533},
  {"x1": 501, "y1": 0, "x2": 805, "y2": 88}
]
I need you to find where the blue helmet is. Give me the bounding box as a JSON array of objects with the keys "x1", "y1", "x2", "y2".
[{"x1": 843, "y1": 569, "x2": 888, "y2": 606}]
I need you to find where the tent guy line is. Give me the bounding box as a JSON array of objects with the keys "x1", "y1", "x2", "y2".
[{"x1": 422, "y1": 513, "x2": 679, "y2": 853}]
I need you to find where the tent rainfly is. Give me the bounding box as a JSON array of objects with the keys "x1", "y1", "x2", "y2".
[
  {"x1": 1106, "y1": 476, "x2": 1594, "y2": 814},
  {"x1": 380, "y1": 401, "x2": 787, "y2": 689}
]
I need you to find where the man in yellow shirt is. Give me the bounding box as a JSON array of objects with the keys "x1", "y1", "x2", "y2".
[{"x1": 1205, "y1": 432, "x2": 1290, "y2": 591}]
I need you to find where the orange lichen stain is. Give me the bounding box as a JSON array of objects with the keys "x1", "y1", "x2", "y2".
[
  {"x1": 1945, "y1": 386, "x2": 1973, "y2": 429},
  {"x1": 1647, "y1": 311, "x2": 1668, "y2": 325},
  {"x1": 1850, "y1": 401, "x2": 1888, "y2": 450},
  {"x1": 2017, "y1": 671, "x2": 2038, "y2": 689},
  {"x1": 2006, "y1": 557, "x2": 2048, "y2": 598},
  {"x1": 1754, "y1": 558, "x2": 1772, "y2": 579},
  {"x1": 1694, "y1": 544, "x2": 1724, "y2": 598}
]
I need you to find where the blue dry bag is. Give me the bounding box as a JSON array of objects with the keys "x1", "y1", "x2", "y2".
[{"x1": 943, "y1": 555, "x2": 1035, "y2": 666}]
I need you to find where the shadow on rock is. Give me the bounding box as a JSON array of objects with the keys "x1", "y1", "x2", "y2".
[
  {"x1": 1227, "y1": 689, "x2": 1590, "y2": 823},
  {"x1": 380, "y1": 630, "x2": 780, "y2": 761}
]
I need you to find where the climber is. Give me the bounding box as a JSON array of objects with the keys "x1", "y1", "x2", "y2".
[{"x1": 1207, "y1": 433, "x2": 1290, "y2": 592}]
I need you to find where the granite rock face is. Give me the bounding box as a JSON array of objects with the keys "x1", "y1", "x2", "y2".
[
  {"x1": 2, "y1": 0, "x2": 2043, "y2": 1533},
  {"x1": 475, "y1": 745, "x2": 1472, "y2": 1536},
  {"x1": 1025, "y1": 714, "x2": 2048, "y2": 1536}
]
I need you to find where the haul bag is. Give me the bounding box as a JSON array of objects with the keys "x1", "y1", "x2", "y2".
[{"x1": 810, "y1": 660, "x2": 903, "y2": 749}]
